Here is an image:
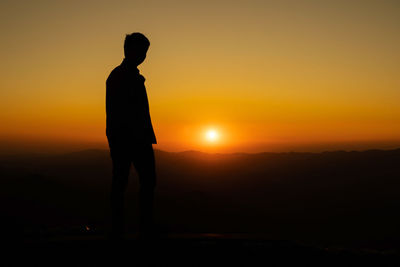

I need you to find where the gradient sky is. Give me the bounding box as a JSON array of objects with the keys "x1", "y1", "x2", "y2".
[{"x1": 1, "y1": 0, "x2": 399, "y2": 153}]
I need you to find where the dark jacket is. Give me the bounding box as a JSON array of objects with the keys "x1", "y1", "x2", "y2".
[{"x1": 106, "y1": 59, "x2": 157, "y2": 144}]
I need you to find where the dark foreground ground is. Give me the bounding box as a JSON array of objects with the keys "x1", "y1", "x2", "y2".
[
  {"x1": 4, "y1": 234, "x2": 400, "y2": 267},
  {"x1": 2, "y1": 149, "x2": 400, "y2": 265}
]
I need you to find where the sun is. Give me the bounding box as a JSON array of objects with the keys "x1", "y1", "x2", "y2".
[{"x1": 205, "y1": 129, "x2": 219, "y2": 142}]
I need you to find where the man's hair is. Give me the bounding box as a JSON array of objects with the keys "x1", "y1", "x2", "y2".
[{"x1": 124, "y1": 32, "x2": 150, "y2": 56}]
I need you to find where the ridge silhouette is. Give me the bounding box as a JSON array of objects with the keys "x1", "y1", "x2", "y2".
[{"x1": 106, "y1": 32, "x2": 157, "y2": 239}]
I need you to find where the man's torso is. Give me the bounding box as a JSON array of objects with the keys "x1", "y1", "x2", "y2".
[{"x1": 106, "y1": 60, "x2": 157, "y2": 145}]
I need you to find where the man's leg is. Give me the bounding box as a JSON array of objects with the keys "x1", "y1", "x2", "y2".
[
  {"x1": 132, "y1": 144, "x2": 156, "y2": 235},
  {"x1": 110, "y1": 149, "x2": 131, "y2": 238}
]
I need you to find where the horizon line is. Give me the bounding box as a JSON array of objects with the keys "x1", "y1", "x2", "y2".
[{"x1": 1, "y1": 146, "x2": 400, "y2": 157}]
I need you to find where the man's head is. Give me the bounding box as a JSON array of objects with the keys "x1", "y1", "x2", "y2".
[{"x1": 124, "y1": 32, "x2": 150, "y2": 66}]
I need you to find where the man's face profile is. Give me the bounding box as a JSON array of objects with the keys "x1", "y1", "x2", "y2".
[{"x1": 126, "y1": 46, "x2": 148, "y2": 66}]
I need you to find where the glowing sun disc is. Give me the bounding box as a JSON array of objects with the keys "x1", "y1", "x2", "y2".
[{"x1": 205, "y1": 129, "x2": 219, "y2": 142}]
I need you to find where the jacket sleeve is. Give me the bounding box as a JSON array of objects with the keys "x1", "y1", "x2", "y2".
[{"x1": 106, "y1": 71, "x2": 131, "y2": 133}]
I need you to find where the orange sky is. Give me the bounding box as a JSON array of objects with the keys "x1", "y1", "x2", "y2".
[{"x1": 0, "y1": 0, "x2": 399, "y2": 153}]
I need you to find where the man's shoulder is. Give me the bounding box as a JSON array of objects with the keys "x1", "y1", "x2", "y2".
[
  {"x1": 106, "y1": 65, "x2": 126, "y2": 85},
  {"x1": 106, "y1": 62, "x2": 144, "y2": 88}
]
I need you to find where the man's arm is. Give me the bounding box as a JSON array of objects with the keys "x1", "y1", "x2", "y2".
[{"x1": 106, "y1": 70, "x2": 131, "y2": 136}]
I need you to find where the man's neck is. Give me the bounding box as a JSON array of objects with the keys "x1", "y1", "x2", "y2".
[{"x1": 122, "y1": 58, "x2": 139, "y2": 72}]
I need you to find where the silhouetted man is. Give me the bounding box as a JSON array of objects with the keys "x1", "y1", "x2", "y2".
[{"x1": 106, "y1": 32, "x2": 157, "y2": 239}]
